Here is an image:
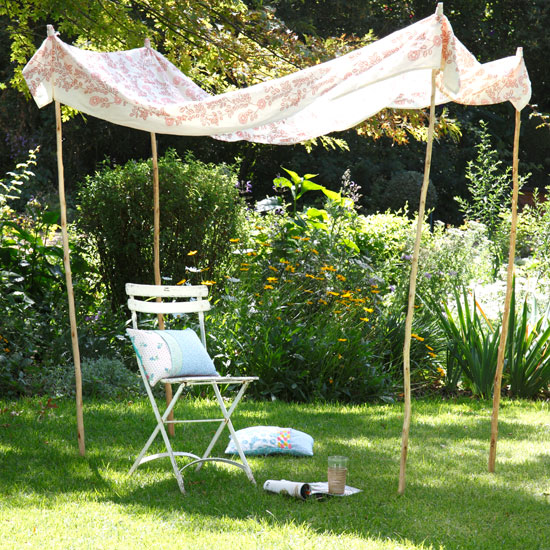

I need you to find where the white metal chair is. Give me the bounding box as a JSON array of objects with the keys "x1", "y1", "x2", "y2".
[{"x1": 126, "y1": 282, "x2": 258, "y2": 494}]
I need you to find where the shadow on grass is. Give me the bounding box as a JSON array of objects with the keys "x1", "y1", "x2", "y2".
[{"x1": 1, "y1": 397, "x2": 549, "y2": 549}]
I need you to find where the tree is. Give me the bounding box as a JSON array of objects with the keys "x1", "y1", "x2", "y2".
[{"x1": 1, "y1": 0, "x2": 456, "y2": 144}]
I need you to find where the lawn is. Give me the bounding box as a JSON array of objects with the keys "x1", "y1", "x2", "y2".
[{"x1": 1, "y1": 397, "x2": 549, "y2": 549}]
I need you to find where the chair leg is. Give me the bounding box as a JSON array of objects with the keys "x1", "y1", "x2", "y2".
[
  {"x1": 130, "y1": 383, "x2": 187, "y2": 494},
  {"x1": 195, "y1": 382, "x2": 256, "y2": 484}
]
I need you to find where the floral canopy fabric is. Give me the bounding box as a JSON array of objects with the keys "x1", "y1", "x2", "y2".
[{"x1": 23, "y1": 12, "x2": 530, "y2": 144}]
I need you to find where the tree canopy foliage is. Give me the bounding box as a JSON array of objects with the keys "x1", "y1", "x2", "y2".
[
  {"x1": 1, "y1": 0, "x2": 549, "y2": 221},
  {"x1": 0, "y1": 0, "x2": 460, "y2": 145}
]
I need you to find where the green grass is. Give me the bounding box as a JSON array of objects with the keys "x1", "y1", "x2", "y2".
[{"x1": 1, "y1": 397, "x2": 549, "y2": 549}]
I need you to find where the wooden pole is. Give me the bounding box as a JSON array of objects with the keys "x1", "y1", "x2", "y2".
[
  {"x1": 55, "y1": 101, "x2": 85, "y2": 456},
  {"x1": 398, "y1": 69, "x2": 438, "y2": 494},
  {"x1": 151, "y1": 132, "x2": 174, "y2": 436},
  {"x1": 489, "y1": 108, "x2": 521, "y2": 472}
]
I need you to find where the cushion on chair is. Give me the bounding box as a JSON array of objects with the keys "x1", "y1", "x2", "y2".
[
  {"x1": 225, "y1": 426, "x2": 314, "y2": 456},
  {"x1": 127, "y1": 328, "x2": 218, "y2": 386}
]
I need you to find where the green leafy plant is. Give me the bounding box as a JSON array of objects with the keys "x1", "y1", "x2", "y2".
[
  {"x1": 506, "y1": 283, "x2": 550, "y2": 398},
  {"x1": 455, "y1": 120, "x2": 530, "y2": 275},
  {"x1": 428, "y1": 287, "x2": 501, "y2": 397},
  {"x1": 38, "y1": 356, "x2": 142, "y2": 399},
  {"x1": 206, "y1": 171, "x2": 441, "y2": 403},
  {"x1": 77, "y1": 150, "x2": 247, "y2": 308}
]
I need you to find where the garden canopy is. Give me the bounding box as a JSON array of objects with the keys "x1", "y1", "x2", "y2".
[
  {"x1": 23, "y1": 11, "x2": 530, "y2": 144},
  {"x1": 22, "y1": 4, "x2": 531, "y2": 491}
]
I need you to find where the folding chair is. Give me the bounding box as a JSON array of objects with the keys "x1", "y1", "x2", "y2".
[{"x1": 125, "y1": 283, "x2": 258, "y2": 494}]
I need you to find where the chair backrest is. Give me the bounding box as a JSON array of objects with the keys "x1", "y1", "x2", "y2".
[{"x1": 126, "y1": 283, "x2": 211, "y2": 349}]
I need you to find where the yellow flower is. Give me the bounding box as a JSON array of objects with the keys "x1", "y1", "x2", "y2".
[
  {"x1": 411, "y1": 333, "x2": 425, "y2": 342},
  {"x1": 429, "y1": 352, "x2": 437, "y2": 358},
  {"x1": 364, "y1": 307, "x2": 374, "y2": 313},
  {"x1": 255, "y1": 225, "x2": 264, "y2": 230},
  {"x1": 268, "y1": 266, "x2": 278, "y2": 272},
  {"x1": 334, "y1": 310, "x2": 342, "y2": 314},
  {"x1": 261, "y1": 242, "x2": 271, "y2": 247},
  {"x1": 321, "y1": 265, "x2": 337, "y2": 272},
  {"x1": 336, "y1": 274, "x2": 346, "y2": 281},
  {"x1": 176, "y1": 279, "x2": 187, "y2": 285},
  {"x1": 437, "y1": 367, "x2": 445, "y2": 376},
  {"x1": 327, "y1": 291, "x2": 340, "y2": 296},
  {"x1": 306, "y1": 300, "x2": 313, "y2": 305},
  {"x1": 280, "y1": 259, "x2": 290, "y2": 265},
  {"x1": 276, "y1": 316, "x2": 282, "y2": 321},
  {"x1": 329, "y1": 378, "x2": 334, "y2": 384},
  {"x1": 4, "y1": 348, "x2": 10, "y2": 353},
  {"x1": 371, "y1": 289, "x2": 380, "y2": 294},
  {"x1": 267, "y1": 277, "x2": 278, "y2": 283},
  {"x1": 338, "y1": 354, "x2": 343, "y2": 360},
  {"x1": 425, "y1": 345, "x2": 434, "y2": 351},
  {"x1": 247, "y1": 251, "x2": 257, "y2": 256},
  {"x1": 311, "y1": 249, "x2": 319, "y2": 255},
  {"x1": 201, "y1": 280, "x2": 216, "y2": 286},
  {"x1": 360, "y1": 317, "x2": 369, "y2": 322},
  {"x1": 315, "y1": 276, "x2": 325, "y2": 281},
  {"x1": 338, "y1": 338, "x2": 347, "y2": 342},
  {"x1": 371, "y1": 284, "x2": 378, "y2": 289},
  {"x1": 341, "y1": 292, "x2": 353, "y2": 298},
  {"x1": 229, "y1": 238, "x2": 240, "y2": 243},
  {"x1": 187, "y1": 250, "x2": 198, "y2": 256},
  {"x1": 305, "y1": 274, "x2": 315, "y2": 279},
  {"x1": 304, "y1": 289, "x2": 313, "y2": 293},
  {"x1": 241, "y1": 263, "x2": 250, "y2": 266},
  {"x1": 264, "y1": 284, "x2": 274, "y2": 290},
  {"x1": 319, "y1": 299, "x2": 328, "y2": 305},
  {"x1": 291, "y1": 235, "x2": 301, "y2": 240},
  {"x1": 240, "y1": 268, "x2": 249, "y2": 271}
]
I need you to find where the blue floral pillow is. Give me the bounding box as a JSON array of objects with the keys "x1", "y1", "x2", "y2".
[
  {"x1": 127, "y1": 328, "x2": 218, "y2": 386},
  {"x1": 225, "y1": 426, "x2": 314, "y2": 456}
]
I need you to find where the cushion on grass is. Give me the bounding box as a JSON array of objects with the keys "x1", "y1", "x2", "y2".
[
  {"x1": 127, "y1": 328, "x2": 218, "y2": 386},
  {"x1": 225, "y1": 426, "x2": 314, "y2": 456}
]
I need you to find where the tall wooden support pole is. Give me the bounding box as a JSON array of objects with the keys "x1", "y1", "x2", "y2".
[
  {"x1": 56, "y1": 101, "x2": 85, "y2": 456},
  {"x1": 151, "y1": 132, "x2": 174, "y2": 436},
  {"x1": 489, "y1": 109, "x2": 521, "y2": 472},
  {"x1": 398, "y1": 69, "x2": 438, "y2": 494}
]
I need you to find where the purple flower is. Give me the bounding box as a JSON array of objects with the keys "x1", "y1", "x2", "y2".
[
  {"x1": 424, "y1": 273, "x2": 432, "y2": 279},
  {"x1": 401, "y1": 253, "x2": 413, "y2": 261}
]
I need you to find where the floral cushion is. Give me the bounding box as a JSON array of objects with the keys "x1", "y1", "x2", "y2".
[
  {"x1": 225, "y1": 426, "x2": 314, "y2": 456},
  {"x1": 127, "y1": 328, "x2": 218, "y2": 386}
]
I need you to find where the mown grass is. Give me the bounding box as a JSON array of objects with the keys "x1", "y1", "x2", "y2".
[{"x1": 1, "y1": 397, "x2": 549, "y2": 549}]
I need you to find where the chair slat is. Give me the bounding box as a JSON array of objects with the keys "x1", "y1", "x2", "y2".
[
  {"x1": 126, "y1": 283, "x2": 209, "y2": 298},
  {"x1": 128, "y1": 297, "x2": 211, "y2": 314}
]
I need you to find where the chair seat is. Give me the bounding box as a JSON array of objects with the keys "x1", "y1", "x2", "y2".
[{"x1": 160, "y1": 375, "x2": 259, "y2": 385}]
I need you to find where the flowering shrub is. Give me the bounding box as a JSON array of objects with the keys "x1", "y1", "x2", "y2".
[
  {"x1": 208, "y1": 216, "x2": 395, "y2": 402},
  {"x1": 201, "y1": 172, "x2": 442, "y2": 402}
]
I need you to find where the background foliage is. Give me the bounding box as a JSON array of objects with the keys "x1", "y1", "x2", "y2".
[
  {"x1": 1, "y1": 1, "x2": 550, "y2": 401},
  {"x1": 77, "y1": 150, "x2": 246, "y2": 309}
]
